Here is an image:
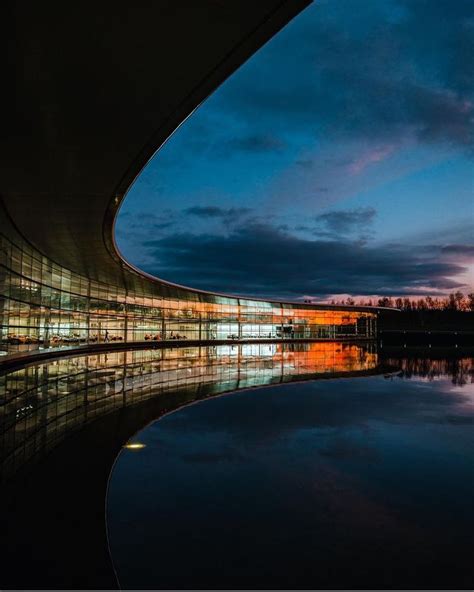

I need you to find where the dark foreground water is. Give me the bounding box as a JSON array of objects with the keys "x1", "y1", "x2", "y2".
[{"x1": 108, "y1": 358, "x2": 474, "y2": 589}]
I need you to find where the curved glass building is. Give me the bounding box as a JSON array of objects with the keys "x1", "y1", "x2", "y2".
[{"x1": 0, "y1": 0, "x2": 378, "y2": 358}]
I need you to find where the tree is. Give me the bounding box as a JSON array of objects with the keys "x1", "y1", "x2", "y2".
[
  {"x1": 377, "y1": 297, "x2": 393, "y2": 308},
  {"x1": 454, "y1": 291, "x2": 465, "y2": 311},
  {"x1": 467, "y1": 293, "x2": 474, "y2": 312},
  {"x1": 446, "y1": 293, "x2": 457, "y2": 310},
  {"x1": 417, "y1": 298, "x2": 427, "y2": 310}
]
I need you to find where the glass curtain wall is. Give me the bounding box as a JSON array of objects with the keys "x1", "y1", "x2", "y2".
[{"x1": 0, "y1": 232, "x2": 377, "y2": 354}]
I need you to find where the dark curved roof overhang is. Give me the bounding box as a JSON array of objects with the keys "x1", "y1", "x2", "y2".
[
  {"x1": 1, "y1": 1, "x2": 310, "y2": 298},
  {"x1": 2, "y1": 1, "x2": 386, "y2": 313}
]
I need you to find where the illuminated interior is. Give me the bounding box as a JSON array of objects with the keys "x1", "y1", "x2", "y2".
[{"x1": 0, "y1": 230, "x2": 377, "y2": 354}]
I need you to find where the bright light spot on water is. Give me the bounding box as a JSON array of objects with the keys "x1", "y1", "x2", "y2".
[{"x1": 123, "y1": 442, "x2": 146, "y2": 450}]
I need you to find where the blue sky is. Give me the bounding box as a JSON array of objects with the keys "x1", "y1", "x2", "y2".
[{"x1": 117, "y1": 0, "x2": 473, "y2": 300}]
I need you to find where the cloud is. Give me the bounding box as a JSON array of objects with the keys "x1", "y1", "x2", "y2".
[
  {"x1": 212, "y1": 0, "x2": 474, "y2": 153},
  {"x1": 184, "y1": 206, "x2": 252, "y2": 219},
  {"x1": 117, "y1": 210, "x2": 177, "y2": 235},
  {"x1": 141, "y1": 222, "x2": 468, "y2": 298},
  {"x1": 440, "y1": 244, "x2": 474, "y2": 265},
  {"x1": 313, "y1": 207, "x2": 377, "y2": 238},
  {"x1": 348, "y1": 146, "x2": 396, "y2": 175},
  {"x1": 441, "y1": 244, "x2": 474, "y2": 257}
]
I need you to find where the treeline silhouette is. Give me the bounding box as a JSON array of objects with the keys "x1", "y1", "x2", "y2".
[
  {"x1": 328, "y1": 292, "x2": 474, "y2": 333},
  {"x1": 330, "y1": 291, "x2": 474, "y2": 311}
]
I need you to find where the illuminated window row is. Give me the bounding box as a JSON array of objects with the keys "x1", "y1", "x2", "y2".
[{"x1": 0, "y1": 233, "x2": 377, "y2": 353}]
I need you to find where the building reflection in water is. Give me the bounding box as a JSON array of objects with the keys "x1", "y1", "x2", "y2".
[{"x1": 0, "y1": 341, "x2": 378, "y2": 481}]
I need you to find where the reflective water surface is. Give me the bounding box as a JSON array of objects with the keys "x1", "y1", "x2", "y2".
[
  {"x1": 108, "y1": 351, "x2": 474, "y2": 589},
  {"x1": 0, "y1": 341, "x2": 377, "y2": 480},
  {"x1": 1, "y1": 343, "x2": 473, "y2": 589}
]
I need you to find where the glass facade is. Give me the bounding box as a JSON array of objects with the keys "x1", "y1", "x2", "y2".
[
  {"x1": 0, "y1": 341, "x2": 379, "y2": 480},
  {"x1": 0, "y1": 231, "x2": 377, "y2": 355}
]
